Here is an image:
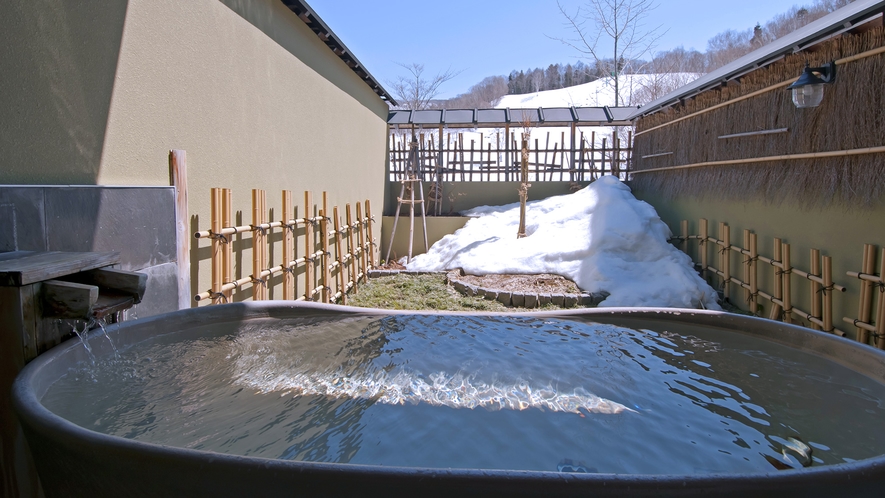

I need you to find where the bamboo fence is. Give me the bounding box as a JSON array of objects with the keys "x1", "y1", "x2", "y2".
[
  {"x1": 389, "y1": 129, "x2": 632, "y2": 184},
  {"x1": 674, "y1": 219, "x2": 849, "y2": 337},
  {"x1": 631, "y1": 26, "x2": 885, "y2": 207},
  {"x1": 193, "y1": 188, "x2": 376, "y2": 305}
]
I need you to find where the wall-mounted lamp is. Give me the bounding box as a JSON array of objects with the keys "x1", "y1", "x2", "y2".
[{"x1": 788, "y1": 62, "x2": 836, "y2": 108}]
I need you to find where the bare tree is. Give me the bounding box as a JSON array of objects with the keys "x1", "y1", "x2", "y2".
[
  {"x1": 387, "y1": 62, "x2": 462, "y2": 110},
  {"x1": 554, "y1": 0, "x2": 666, "y2": 106}
]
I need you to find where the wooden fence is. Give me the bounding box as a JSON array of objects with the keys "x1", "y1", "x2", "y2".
[
  {"x1": 674, "y1": 219, "x2": 885, "y2": 348},
  {"x1": 193, "y1": 189, "x2": 375, "y2": 305},
  {"x1": 389, "y1": 129, "x2": 632, "y2": 183}
]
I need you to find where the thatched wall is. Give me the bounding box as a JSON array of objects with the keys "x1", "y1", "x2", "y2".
[{"x1": 631, "y1": 26, "x2": 885, "y2": 207}]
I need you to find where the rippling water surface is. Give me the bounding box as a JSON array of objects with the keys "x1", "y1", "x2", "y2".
[{"x1": 42, "y1": 314, "x2": 885, "y2": 474}]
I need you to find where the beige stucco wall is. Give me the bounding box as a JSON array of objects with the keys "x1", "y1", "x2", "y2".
[
  {"x1": 632, "y1": 187, "x2": 885, "y2": 342},
  {"x1": 1, "y1": 0, "x2": 390, "y2": 305}
]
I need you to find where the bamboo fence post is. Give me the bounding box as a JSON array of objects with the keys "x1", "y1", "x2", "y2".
[
  {"x1": 346, "y1": 204, "x2": 358, "y2": 294},
  {"x1": 601, "y1": 138, "x2": 607, "y2": 177},
  {"x1": 699, "y1": 219, "x2": 708, "y2": 282},
  {"x1": 781, "y1": 242, "x2": 792, "y2": 324},
  {"x1": 357, "y1": 202, "x2": 367, "y2": 283},
  {"x1": 534, "y1": 138, "x2": 540, "y2": 183},
  {"x1": 321, "y1": 192, "x2": 331, "y2": 303},
  {"x1": 769, "y1": 238, "x2": 783, "y2": 320},
  {"x1": 590, "y1": 132, "x2": 596, "y2": 179},
  {"x1": 469, "y1": 140, "x2": 475, "y2": 182},
  {"x1": 720, "y1": 222, "x2": 731, "y2": 301},
  {"x1": 743, "y1": 229, "x2": 751, "y2": 307},
  {"x1": 169, "y1": 150, "x2": 190, "y2": 310},
  {"x1": 857, "y1": 244, "x2": 876, "y2": 344},
  {"x1": 876, "y1": 248, "x2": 885, "y2": 349},
  {"x1": 210, "y1": 188, "x2": 223, "y2": 305},
  {"x1": 749, "y1": 232, "x2": 758, "y2": 315},
  {"x1": 251, "y1": 189, "x2": 267, "y2": 301},
  {"x1": 333, "y1": 206, "x2": 346, "y2": 304},
  {"x1": 366, "y1": 200, "x2": 375, "y2": 269},
  {"x1": 569, "y1": 123, "x2": 576, "y2": 181},
  {"x1": 560, "y1": 131, "x2": 566, "y2": 180},
  {"x1": 680, "y1": 220, "x2": 689, "y2": 254},
  {"x1": 304, "y1": 191, "x2": 313, "y2": 300},
  {"x1": 822, "y1": 255, "x2": 834, "y2": 333},
  {"x1": 282, "y1": 190, "x2": 293, "y2": 300},
  {"x1": 222, "y1": 188, "x2": 232, "y2": 302},
  {"x1": 810, "y1": 249, "x2": 822, "y2": 331}
]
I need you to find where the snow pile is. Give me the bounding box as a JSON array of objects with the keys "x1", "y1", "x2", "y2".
[{"x1": 405, "y1": 176, "x2": 721, "y2": 310}]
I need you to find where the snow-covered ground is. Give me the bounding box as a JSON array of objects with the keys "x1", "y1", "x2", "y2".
[
  {"x1": 405, "y1": 176, "x2": 720, "y2": 310},
  {"x1": 497, "y1": 73, "x2": 700, "y2": 109}
]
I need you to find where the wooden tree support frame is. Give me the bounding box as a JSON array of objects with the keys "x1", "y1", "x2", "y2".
[{"x1": 193, "y1": 189, "x2": 376, "y2": 305}]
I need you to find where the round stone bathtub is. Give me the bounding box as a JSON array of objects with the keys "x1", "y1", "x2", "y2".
[{"x1": 12, "y1": 302, "x2": 885, "y2": 497}]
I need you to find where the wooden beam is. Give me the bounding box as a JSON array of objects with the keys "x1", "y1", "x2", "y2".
[{"x1": 42, "y1": 280, "x2": 98, "y2": 319}]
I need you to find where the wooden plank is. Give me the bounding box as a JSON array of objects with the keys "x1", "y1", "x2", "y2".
[
  {"x1": 62, "y1": 268, "x2": 147, "y2": 303},
  {"x1": 41, "y1": 280, "x2": 98, "y2": 319},
  {"x1": 0, "y1": 252, "x2": 120, "y2": 287},
  {"x1": 169, "y1": 150, "x2": 190, "y2": 310}
]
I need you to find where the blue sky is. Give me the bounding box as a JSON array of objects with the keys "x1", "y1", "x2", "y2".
[{"x1": 306, "y1": 0, "x2": 806, "y2": 98}]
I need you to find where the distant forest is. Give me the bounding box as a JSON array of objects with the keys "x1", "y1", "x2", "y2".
[{"x1": 443, "y1": 0, "x2": 853, "y2": 109}]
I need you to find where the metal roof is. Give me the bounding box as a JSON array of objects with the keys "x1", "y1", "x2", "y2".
[
  {"x1": 629, "y1": 0, "x2": 885, "y2": 120},
  {"x1": 387, "y1": 106, "x2": 636, "y2": 128},
  {"x1": 280, "y1": 1, "x2": 397, "y2": 105}
]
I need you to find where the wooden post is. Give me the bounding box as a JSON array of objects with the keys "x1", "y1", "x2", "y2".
[
  {"x1": 810, "y1": 249, "x2": 821, "y2": 330},
  {"x1": 781, "y1": 242, "x2": 792, "y2": 324},
  {"x1": 517, "y1": 134, "x2": 529, "y2": 239},
  {"x1": 680, "y1": 220, "x2": 689, "y2": 254},
  {"x1": 356, "y1": 202, "x2": 367, "y2": 284},
  {"x1": 346, "y1": 204, "x2": 358, "y2": 294},
  {"x1": 876, "y1": 248, "x2": 885, "y2": 349},
  {"x1": 569, "y1": 123, "x2": 576, "y2": 181},
  {"x1": 822, "y1": 255, "x2": 834, "y2": 333},
  {"x1": 749, "y1": 232, "x2": 758, "y2": 315},
  {"x1": 321, "y1": 192, "x2": 331, "y2": 303},
  {"x1": 769, "y1": 238, "x2": 783, "y2": 320},
  {"x1": 222, "y1": 188, "x2": 232, "y2": 302},
  {"x1": 251, "y1": 189, "x2": 267, "y2": 301},
  {"x1": 721, "y1": 222, "x2": 731, "y2": 301},
  {"x1": 304, "y1": 191, "x2": 313, "y2": 301},
  {"x1": 282, "y1": 190, "x2": 294, "y2": 300},
  {"x1": 169, "y1": 150, "x2": 190, "y2": 310},
  {"x1": 699, "y1": 218, "x2": 708, "y2": 282},
  {"x1": 743, "y1": 229, "x2": 751, "y2": 307},
  {"x1": 333, "y1": 206, "x2": 346, "y2": 304},
  {"x1": 210, "y1": 188, "x2": 223, "y2": 305},
  {"x1": 857, "y1": 244, "x2": 876, "y2": 344},
  {"x1": 366, "y1": 200, "x2": 375, "y2": 269}
]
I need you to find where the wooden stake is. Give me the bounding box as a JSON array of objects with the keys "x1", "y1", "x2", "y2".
[
  {"x1": 366, "y1": 200, "x2": 376, "y2": 269},
  {"x1": 810, "y1": 249, "x2": 821, "y2": 330},
  {"x1": 699, "y1": 219, "x2": 708, "y2": 282},
  {"x1": 334, "y1": 206, "x2": 346, "y2": 304},
  {"x1": 210, "y1": 188, "x2": 223, "y2": 304},
  {"x1": 169, "y1": 150, "x2": 190, "y2": 310},
  {"x1": 357, "y1": 202, "x2": 367, "y2": 283},
  {"x1": 304, "y1": 191, "x2": 313, "y2": 300},
  {"x1": 251, "y1": 189, "x2": 266, "y2": 301},
  {"x1": 321, "y1": 192, "x2": 330, "y2": 303},
  {"x1": 782, "y1": 242, "x2": 792, "y2": 324},
  {"x1": 743, "y1": 229, "x2": 751, "y2": 307},
  {"x1": 346, "y1": 204, "x2": 358, "y2": 294},
  {"x1": 681, "y1": 220, "x2": 689, "y2": 254},
  {"x1": 876, "y1": 248, "x2": 885, "y2": 349},
  {"x1": 822, "y1": 255, "x2": 834, "y2": 333},
  {"x1": 721, "y1": 222, "x2": 731, "y2": 301},
  {"x1": 749, "y1": 232, "x2": 758, "y2": 315},
  {"x1": 282, "y1": 190, "x2": 293, "y2": 300},
  {"x1": 859, "y1": 244, "x2": 878, "y2": 344},
  {"x1": 769, "y1": 238, "x2": 783, "y2": 320},
  {"x1": 222, "y1": 188, "x2": 232, "y2": 302}
]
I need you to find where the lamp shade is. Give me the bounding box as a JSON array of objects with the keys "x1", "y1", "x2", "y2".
[{"x1": 791, "y1": 84, "x2": 825, "y2": 108}]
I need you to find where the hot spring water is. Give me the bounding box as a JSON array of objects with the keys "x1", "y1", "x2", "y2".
[{"x1": 40, "y1": 313, "x2": 885, "y2": 475}]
